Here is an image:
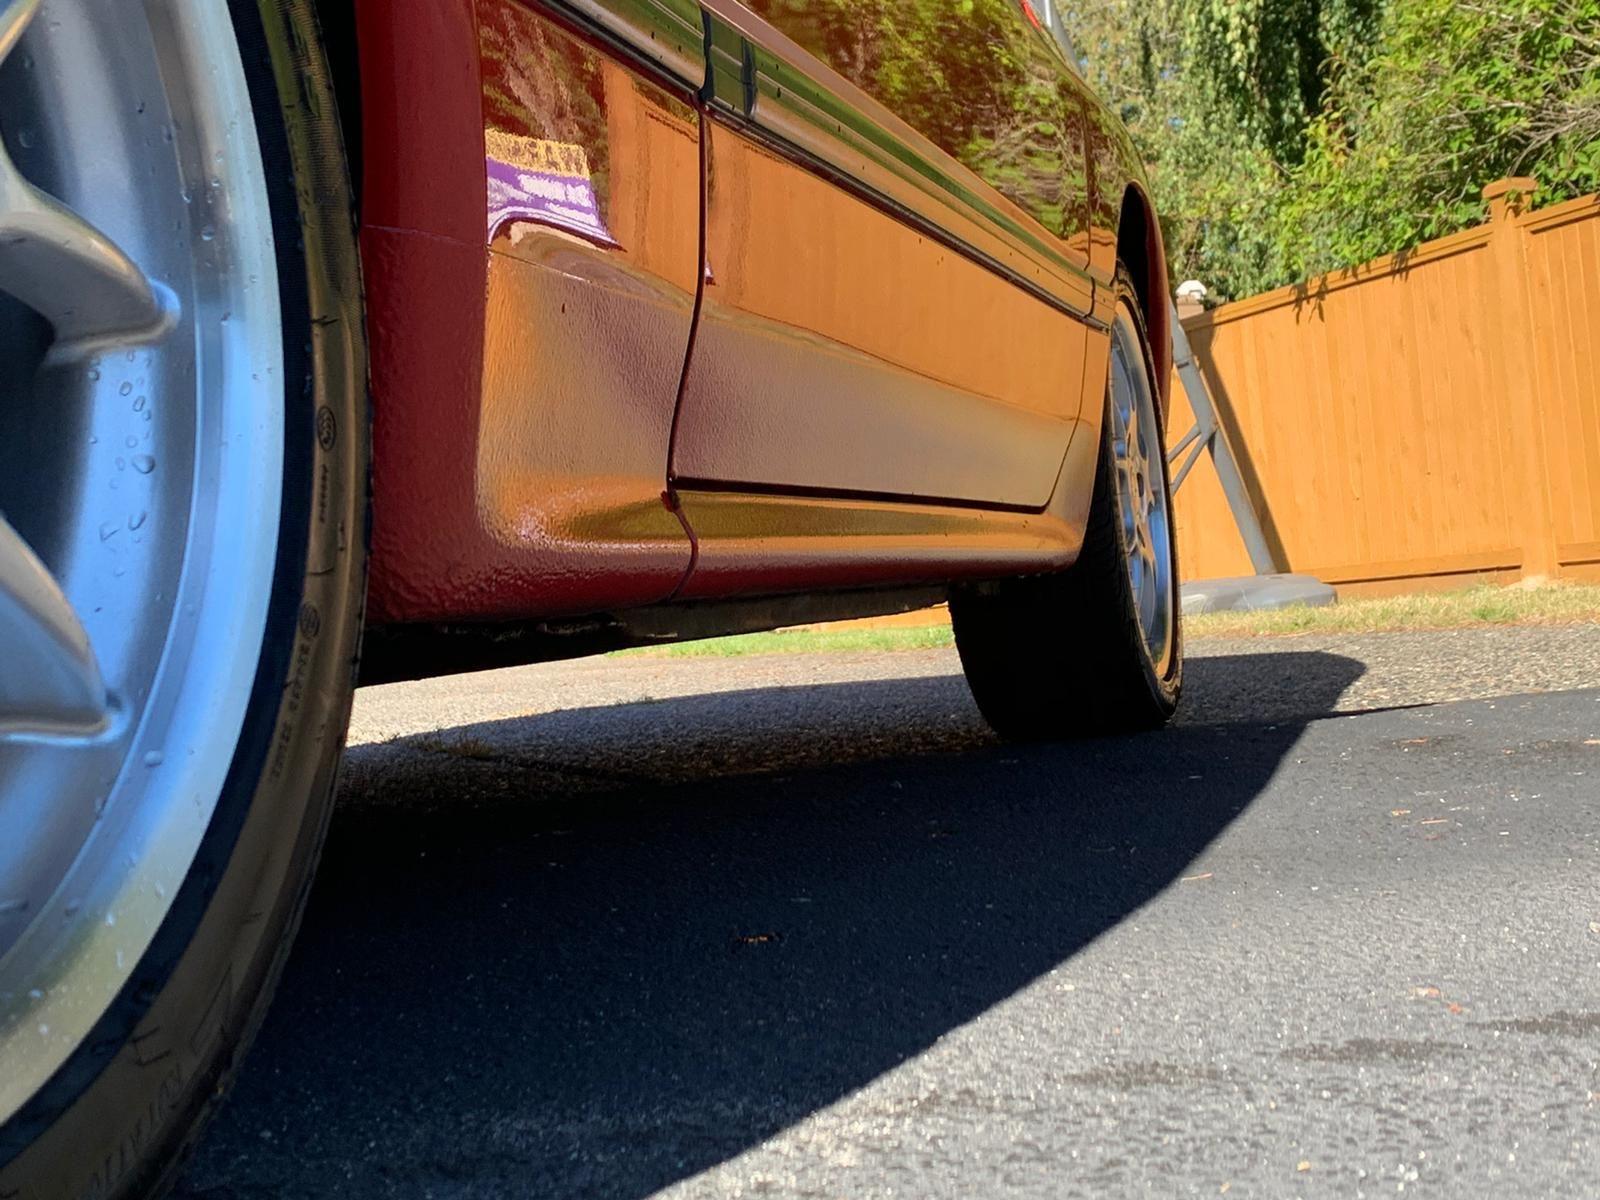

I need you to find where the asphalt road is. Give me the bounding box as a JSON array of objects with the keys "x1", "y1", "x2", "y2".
[{"x1": 176, "y1": 632, "x2": 1600, "y2": 1199}]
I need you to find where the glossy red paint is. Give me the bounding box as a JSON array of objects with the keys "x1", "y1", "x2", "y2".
[
  {"x1": 733, "y1": 0, "x2": 1095, "y2": 256},
  {"x1": 1124, "y1": 183, "x2": 1173, "y2": 414},
  {"x1": 356, "y1": 0, "x2": 1168, "y2": 633},
  {"x1": 475, "y1": 4, "x2": 700, "y2": 615},
  {"x1": 363, "y1": 0, "x2": 701, "y2": 624},
  {"x1": 1081, "y1": 90, "x2": 1172, "y2": 413},
  {"x1": 357, "y1": 0, "x2": 489, "y2": 624}
]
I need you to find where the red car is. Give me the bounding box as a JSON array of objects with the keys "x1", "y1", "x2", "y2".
[{"x1": 0, "y1": 0, "x2": 1179, "y2": 1192}]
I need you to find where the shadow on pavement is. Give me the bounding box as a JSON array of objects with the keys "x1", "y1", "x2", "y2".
[{"x1": 179, "y1": 650, "x2": 1364, "y2": 1199}]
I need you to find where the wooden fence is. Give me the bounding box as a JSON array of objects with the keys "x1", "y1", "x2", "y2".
[{"x1": 1170, "y1": 178, "x2": 1600, "y2": 595}]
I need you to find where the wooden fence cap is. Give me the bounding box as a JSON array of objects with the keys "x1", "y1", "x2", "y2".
[{"x1": 1482, "y1": 177, "x2": 1539, "y2": 210}]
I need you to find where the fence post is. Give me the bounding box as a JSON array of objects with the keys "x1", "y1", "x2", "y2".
[{"x1": 1482, "y1": 176, "x2": 1559, "y2": 580}]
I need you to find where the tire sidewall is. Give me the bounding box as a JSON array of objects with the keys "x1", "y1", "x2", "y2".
[
  {"x1": 0, "y1": 2, "x2": 366, "y2": 1196},
  {"x1": 1109, "y1": 277, "x2": 1183, "y2": 712}
]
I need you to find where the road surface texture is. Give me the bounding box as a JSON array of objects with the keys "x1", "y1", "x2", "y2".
[{"x1": 175, "y1": 627, "x2": 1600, "y2": 1199}]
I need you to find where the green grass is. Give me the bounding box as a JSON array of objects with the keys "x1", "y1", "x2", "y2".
[
  {"x1": 620, "y1": 624, "x2": 957, "y2": 658},
  {"x1": 615, "y1": 583, "x2": 1600, "y2": 658},
  {"x1": 1186, "y1": 582, "x2": 1600, "y2": 638}
]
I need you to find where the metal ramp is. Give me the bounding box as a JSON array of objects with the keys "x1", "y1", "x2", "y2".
[{"x1": 1165, "y1": 299, "x2": 1335, "y2": 614}]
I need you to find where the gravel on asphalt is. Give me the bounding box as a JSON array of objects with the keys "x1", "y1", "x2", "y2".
[
  {"x1": 173, "y1": 624, "x2": 1600, "y2": 1200},
  {"x1": 338, "y1": 624, "x2": 1600, "y2": 804}
]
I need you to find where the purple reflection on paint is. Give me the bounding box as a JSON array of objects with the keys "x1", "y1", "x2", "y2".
[{"x1": 486, "y1": 134, "x2": 618, "y2": 248}]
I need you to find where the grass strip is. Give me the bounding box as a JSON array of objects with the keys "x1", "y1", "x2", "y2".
[{"x1": 616, "y1": 584, "x2": 1600, "y2": 658}]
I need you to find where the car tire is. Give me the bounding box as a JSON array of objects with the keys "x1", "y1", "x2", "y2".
[
  {"x1": 951, "y1": 266, "x2": 1181, "y2": 739},
  {"x1": 0, "y1": 2, "x2": 365, "y2": 1197}
]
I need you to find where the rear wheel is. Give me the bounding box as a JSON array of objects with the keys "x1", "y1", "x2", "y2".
[
  {"x1": 0, "y1": 2, "x2": 364, "y2": 1196},
  {"x1": 951, "y1": 267, "x2": 1181, "y2": 739}
]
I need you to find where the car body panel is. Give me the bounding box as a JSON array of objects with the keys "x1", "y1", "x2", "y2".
[
  {"x1": 673, "y1": 414, "x2": 1098, "y2": 600},
  {"x1": 477, "y1": 2, "x2": 701, "y2": 613},
  {"x1": 357, "y1": 0, "x2": 491, "y2": 625},
  {"x1": 555, "y1": 0, "x2": 706, "y2": 84},
  {"x1": 672, "y1": 119, "x2": 1088, "y2": 508},
  {"x1": 362, "y1": 0, "x2": 701, "y2": 624},
  {"x1": 711, "y1": 0, "x2": 1099, "y2": 309},
  {"x1": 354, "y1": 0, "x2": 1167, "y2": 634}
]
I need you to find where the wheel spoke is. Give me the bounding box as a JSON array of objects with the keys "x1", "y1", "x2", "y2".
[
  {"x1": 0, "y1": 0, "x2": 39, "y2": 63},
  {"x1": 0, "y1": 515, "x2": 108, "y2": 737},
  {"x1": 0, "y1": 0, "x2": 166, "y2": 350},
  {"x1": 1124, "y1": 386, "x2": 1141, "y2": 456},
  {"x1": 0, "y1": 147, "x2": 166, "y2": 346},
  {"x1": 0, "y1": 0, "x2": 139, "y2": 736}
]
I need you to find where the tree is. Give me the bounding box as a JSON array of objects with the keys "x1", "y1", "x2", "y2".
[
  {"x1": 1058, "y1": 0, "x2": 1297, "y2": 297},
  {"x1": 1062, "y1": 0, "x2": 1600, "y2": 299},
  {"x1": 1281, "y1": 0, "x2": 1600, "y2": 276},
  {"x1": 1181, "y1": 0, "x2": 1382, "y2": 165}
]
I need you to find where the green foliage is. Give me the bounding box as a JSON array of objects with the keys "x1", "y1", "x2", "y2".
[
  {"x1": 1184, "y1": 0, "x2": 1381, "y2": 163},
  {"x1": 1065, "y1": 0, "x2": 1600, "y2": 299},
  {"x1": 1283, "y1": 0, "x2": 1600, "y2": 274}
]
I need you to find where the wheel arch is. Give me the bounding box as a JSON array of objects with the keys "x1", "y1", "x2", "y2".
[{"x1": 1116, "y1": 183, "x2": 1172, "y2": 422}]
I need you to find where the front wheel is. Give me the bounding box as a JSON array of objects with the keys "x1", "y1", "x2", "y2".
[
  {"x1": 0, "y1": 2, "x2": 365, "y2": 1196},
  {"x1": 951, "y1": 267, "x2": 1181, "y2": 739}
]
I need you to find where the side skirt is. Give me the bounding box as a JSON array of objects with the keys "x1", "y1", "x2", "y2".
[{"x1": 358, "y1": 585, "x2": 947, "y2": 684}]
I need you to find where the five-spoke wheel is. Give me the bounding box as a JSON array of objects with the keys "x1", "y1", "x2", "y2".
[
  {"x1": 0, "y1": 3, "x2": 365, "y2": 1195},
  {"x1": 1108, "y1": 289, "x2": 1176, "y2": 679}
]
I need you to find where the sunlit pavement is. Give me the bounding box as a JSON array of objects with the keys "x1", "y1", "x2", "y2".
[{"x1": 177, "y1": 633, "x2": 1600, "y2": 1199}]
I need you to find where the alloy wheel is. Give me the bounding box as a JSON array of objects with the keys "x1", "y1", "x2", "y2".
[
  {"x1": 0, "y1": 0, "x2": 284, "y2": 1123},
  {"x1": 1107, "y1": 304, "x2": 1175, "y2": 675}
]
